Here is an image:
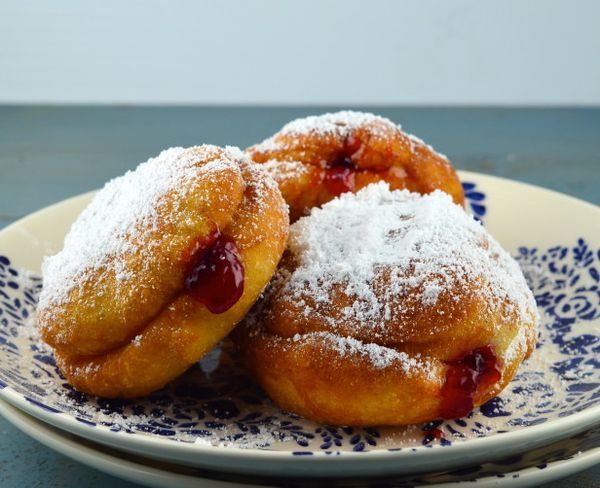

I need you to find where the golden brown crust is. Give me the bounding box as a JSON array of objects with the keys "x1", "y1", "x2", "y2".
[
  {"x1": 39, "y1": 148, "x2": 247, "y2": 357},
  {"x1": 234, "y1": 186, "x2": 538, "y2": 426},
  {"x1": 39, "y1": 146, "x2": 289, "y2": 398},
  {"x1": 247, "y1": 111, "x2": 465, "y2": 221},
  {"x1": 236, "y1": 328, "x2": 444, "y2": 426},
  {"x1": 236, "y1": 298, "x2": 536, "y2": 426}
]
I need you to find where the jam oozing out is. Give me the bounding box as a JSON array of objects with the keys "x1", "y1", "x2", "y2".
[
  {"x1": 426, "y1": 428, "x2": 445, "y2": 440},
  {"x1": 184, "y1": 230, "x2": 244, "y2": 314},
  {"x1": 323, "y1": 135, "x2": 362, "y2": 196},
  {"x1": 344, "y1": 134, "x2": 362, "y2": 154},
  {"x1": 440, "y1": 345, "x2": 501, "y2": 419},
  {"x1": 323, "y1": 158, "x2": 355, "y2": 196}
]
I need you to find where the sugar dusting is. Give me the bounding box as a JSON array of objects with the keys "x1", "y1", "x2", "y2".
[
  {"x1": 252, "y1": 111, "x2": 394, "y2": 154},
  {"x1": 274, "y1": 110, "x2": 398, "y2": 137},
  {"x1": 259, "y1": 159, "x2": 313, "y2": 183},
  {"x1": 252, "y1": 110, "x2": 449, "y2": 161},
  {"x1": 11, "y1": 294, "x2": 581, "y2": 449},
  {"x1": 277, "y1": 183, "x2": 537, "y2": 335},
  {"x1": 38, "y1": 145, "x2": 247, "y2": 311},
  {"x1": 6, "y1": 265, "x2": 592, "y2": 449},
  {"x1": 292, "y1": 331, "x2": 436, "y2": 375}
]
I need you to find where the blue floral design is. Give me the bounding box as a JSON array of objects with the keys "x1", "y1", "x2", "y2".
[
  {"x1": 462, "y1": 181, "x2": 486, "y2": 220},
  {"x1": 0, "y1": 230, "x2": 598, "y2": 453}
]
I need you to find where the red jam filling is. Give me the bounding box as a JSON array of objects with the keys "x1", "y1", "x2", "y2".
[
  {"x1": 184, "y1": 229, "x2": 244, "y2": 314},
  {"x1": 426, "y1": 428, "x2": 445, "y2": 440},
  {"x1": 344, "y1": 134, "x2": 362, "y2": 155},
  {"x1": 440, "y1": 345, "x2": 501, "y2": 419},
  {"x1": 323, "y1": 158, "x2": 355, "y2": 196},
  {"x1": 323, "y1": 136, "x2": 362, "y2": 196}
]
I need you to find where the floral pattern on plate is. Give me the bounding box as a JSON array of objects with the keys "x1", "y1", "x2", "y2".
[{"x1": 0, "y1": 182, "x2": 598, "y2": 454}]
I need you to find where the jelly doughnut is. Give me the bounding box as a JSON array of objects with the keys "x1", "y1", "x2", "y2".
[
  {"x1": 247, "y1": 111, "x2": 464, "y2": 221},
  {"x1": 235, "y1": 183, "x2": 538, "y2": 426},
  {"x1": 38, "y1": 146, "x2": 289, "y2": 398}
]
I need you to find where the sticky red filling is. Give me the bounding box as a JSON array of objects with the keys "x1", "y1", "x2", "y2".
[
  {"x1": 323, "y1": 135, "x2": 362, "y2": 196},
  {"x1": 184, "y1": 229, "x2": 244, "y2": 314},
  {"x1": 440, "y1": 345, "x2": 501, "y2": 419},
  {"x1": 426, "y1": 428, "x2": 445, "y2": 440},
  {"x1": 323, "y1": 158, "x2": 355, "y2": 196}
]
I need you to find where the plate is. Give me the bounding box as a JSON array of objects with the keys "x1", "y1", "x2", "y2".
[
  {"x1": 1, "y1": 397, "x2": 598, "y2": 488},
  {"x1": 0, "y1": 171, "x2": 598, "y2": 478}
]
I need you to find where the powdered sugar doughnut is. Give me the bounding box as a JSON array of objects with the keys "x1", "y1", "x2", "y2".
[
  {"x1": 247, "y1": 111, "x2": 464, "y2": 222},
  {"x1": 235, "y1": 183, "x2": 538, "y2": 425},
  {"x1": 38, "y1": 145, "x2": 289, "y2": 398}
]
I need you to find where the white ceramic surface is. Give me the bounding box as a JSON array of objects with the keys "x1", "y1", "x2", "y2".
[
  {"x1": 0, "y1": 172, "x2": 598, "y2": 478},
  {"x1": 0, "y1": 398, "x2": 598, "y2": 488}
]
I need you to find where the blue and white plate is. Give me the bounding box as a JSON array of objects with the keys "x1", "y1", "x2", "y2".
[
  {"x1": 0, "y1": 171, "x2": 598, "y2": 478},
  {"x1": 1, "y1": 397, "x2": 598, "y2": 488}
]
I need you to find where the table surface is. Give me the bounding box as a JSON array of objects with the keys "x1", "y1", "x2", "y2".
[{"x1": 0, "y1": 106, "x2": 598, "y2": 487}]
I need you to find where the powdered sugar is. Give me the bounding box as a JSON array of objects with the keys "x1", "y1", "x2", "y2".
[
  {"x1": 193, "y1": 423, "x2": 294, "y2": 449},
  {"x1": 259, "y1": 159, "x2": 312, "y2": 181},
  {"x1": 279, "y1": 183, "x2": 537, "y2": 337},
  {"x1": 252, "y1": 110, "x2": 449, "y2": 162},
  {"x1": 275, "y1": 110, "x2": 398, "y2": 137},
  {"x1": 407, "y1": 132, "x2": 449, "y2": 161},
  {"x1": 504, "y1": 323, "x2": 530, "y2": 364},
  {"x1": 291, "y1": 331, "x2": 438, "y2": 380},
  {"x1": 38, "y1": 145, "x2": 246, "y2": 311},
  {"x1": 252, "y1": 111, "x2": 399, "y2": 154}
]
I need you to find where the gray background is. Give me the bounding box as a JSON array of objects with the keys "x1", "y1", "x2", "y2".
[{"x1": 1, "y1": 0, "x2": 600, "y2": 106}]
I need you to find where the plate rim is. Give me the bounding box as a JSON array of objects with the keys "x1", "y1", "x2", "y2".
[
  {"x1": 0, "y1": 397, "x2": 598, "y2": 488},
  {"x1": 0, "y1": 397, "x2": 262, "y2": 488},
  {"x1": 1, "y1": 384, "x2": 598, "y2": 463}
]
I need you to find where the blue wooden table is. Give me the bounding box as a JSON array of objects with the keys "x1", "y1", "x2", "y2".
[{"x1": 0, "y1": 106, "x2": 598, "y2": 487}]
